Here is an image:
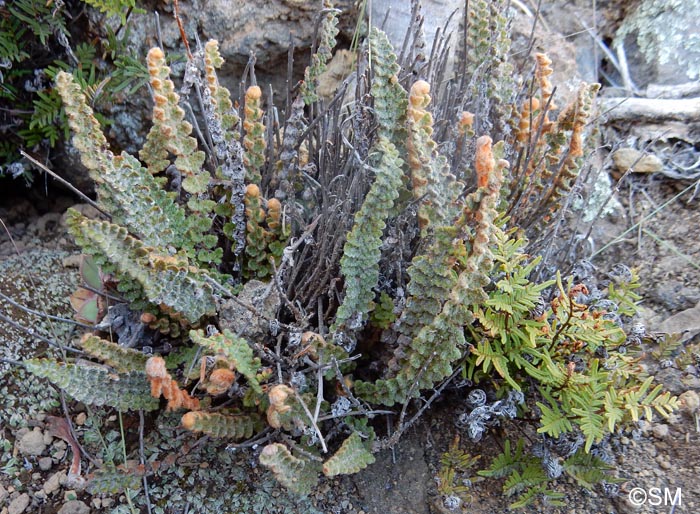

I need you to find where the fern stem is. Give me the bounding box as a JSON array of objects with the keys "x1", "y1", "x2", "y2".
[{"x1": 291, "y1": 387, "x2": 328, "y2": 454}]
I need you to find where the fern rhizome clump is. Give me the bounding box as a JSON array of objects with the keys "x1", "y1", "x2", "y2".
[{"x1": 15, "y1": 0, "x2": 678, "y2": 505}]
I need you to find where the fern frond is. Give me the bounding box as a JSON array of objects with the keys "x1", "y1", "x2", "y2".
[
  {"x1": 181, "y1": 411, "x2": 262, "y2": 439},
  {"x1": 322, "y1": 432, "x2": 375, "y2": 476},
  {"x1": 145, "y1": 356, "x2": 200, "y2": 411},
  {"x1": 301, "y1": 1, "x2": 339, "y2": 104},
  {"x1": 24, "y1": 359, "x2": 159, "y2": 411},
  {"x1": 56, "y1": 71, "x2": 191, "y2": 251},
  {"x1": 78, "y1": 334, "x2": 149, "y2": 373},
  {"x1": 189, "y1": 329, "x2": 262, "y2": 394},
  {"x1": 140, "y1": 47, "x2": 207, "y2": 193},
  {"x1": 259, "y1": 443, "x2": 320, "y2": 496},
  {"x1": 80, "y1": 0, "x2": 143, "y2": 26},
  {"x1": 332, "y1": 137, "x2": 404, "y2": 337},
  {"x1": 536, "y1": 400, "x2": 573, "y2": 438},
  {"x1": 66, "y1": 210, "x2": 216, "y2": 323},
  {"x1": 368, "y1": 26, "x2": 408, "y2": 145},
  {"x1": 564, "y1": 451, "x2": 617, "y2": 489},
  {"x1": 86, "y1": 464, "x2": 143, "y2": 495},
  {"x1": 242, "y1": 85, "x2": 266, "y2": 184}
]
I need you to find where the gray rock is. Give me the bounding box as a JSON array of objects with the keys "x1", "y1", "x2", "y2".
[
  {"x1": 8, "y1": 493, "x2": 30, "y2": 514},
  {"x1": 679, "y1": 390, "x2": 700, "y2": 415},
  {"x1": 219, "y1": 280, "x2": 280, "y2": 341},
  {"x1": 44, "y1": 471, "x2": 65, "y2": 495},
  {"x1": 651, "y1": 423, "x2": 669, "y2": 439},
  {"x1": 58, "y1": 500, "x2": 90, "y2": 514},
  {"x1": 0, "y1": 483, "x2": 8, "y2": 505},
  {"x1": 657, "y1": 302, "x2": 700, "y2": 343},
  {"x1": 38, "y1": 456, "x2": 53, "y2": 471},
  {"x1": 17, "y1": 428, "x2": 47, "y2": 457},
  {"x1": 615, "y1": 0, "x2": 700, "y2": 87}
]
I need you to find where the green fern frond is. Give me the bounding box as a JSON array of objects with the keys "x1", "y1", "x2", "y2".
[
  {"x1": 86, "y1": 464, "x2": 143, "y2": 494},
  {"x1": 478, "y1": 439, "x2": 526, "y2": 479},
  {"x1": 181, "y1": 411, "x2": 262, "y2": 440},
  {"x1": 333, "y1": 137, "x2": 404, "y2": 337},
  {"x1": 322, "y1": 432, "x2": 375, "y2": 476},
  {"x1": 536, "y1": 400, "x2": 573, "y2": 438},
  {"x1": 259, "y1": 443, "x2": 320, "y2": 496},
  {"x1": 564, "y1": 451, "x2": 618, "y2": 489},
  {"x1": 140, "y1": 47, "x2": 207, "y2": 193},
  {"x1": 66, "y1": 210, "x2": 216, "y2": 322},
  {"x1": 78, "y1": 334, "x2": 149, "y2": 373},
  {"x1": 301, "y1": 0, "x2": 339, "y2": 104},
  {"x1": 368, "y1": 26, "x2": 408, "y2": 145},
  {"x1": 79, "y1": 0, "x2": 144, "y2": 26},
  {"x1": 24, "y1": 359, "x2": 159, "y2": 411},
  {"x1": 189, "y1": 329, "x2": 262, "y2": 394}
]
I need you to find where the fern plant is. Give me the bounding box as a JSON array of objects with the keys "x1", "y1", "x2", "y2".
[{"x1": 12, "y1": 0, "x2": 679, "y2": 500}]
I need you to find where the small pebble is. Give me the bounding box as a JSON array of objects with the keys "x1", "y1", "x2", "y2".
[
  {"x1": 57, "y1": 500, "x2": 90, "y2": 514},
  {"x1": 74, "y1": 412, "x2": 87, "y2": 426},
  {"x1": 612, "y1": 148, "x2": 663, "y2": 174},
  {"x1": 43, "y1": 471, "x2": 64, "y2": 495},
  {"x1": 679, "y1": 390, "x2": 700, "y2": 415},
  {"x1": 637, "y1": 420, "x2": 653, "y2": 434},
  {"x1": 17, "y1": 428, "x2": 46, "y2": 456},
  {"x1": 38, "y1": 457, "x2": 53, "y2": 471},
  {"x1": 8, "y1": 493, "x2": 30, "y2": 514},
  {"x1": 652, "y1": 424, "x2": 669, "y2": 439}
]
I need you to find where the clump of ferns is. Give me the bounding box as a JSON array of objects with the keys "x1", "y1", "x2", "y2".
[{"x1": 12, "y1": 0, "x2": 679, "y2": 497}]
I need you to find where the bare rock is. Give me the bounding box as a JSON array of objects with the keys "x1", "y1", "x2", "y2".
[
  {"x1": 58, "y1": 500, "x2": 90, "y2": 514},
  {"x1": 317, "y1": 49, "x2": 356, "y2": 101},
  {"x1": 679, "y1": 390, "x2": 700, "y2": 415},
  {"x1": 44, "y1": 470, "x2": 66, "y2": 495},
  {"x1": 219, "y1": 280, "x2": 280, "y2": 341},
  {"x1": 38, "y1": 457, "x2": 53, "y2": 471},
  {"x1": 17, "y1": 427, "x2": 47, "y2": 457},
  {"x1": 612, "y1": 148, "x2": 663, "y2": 173},
  {"x1": 8, "y1": 493, "x2": 30, "y2": 514},
  {"x1": 657, "y1": 302, "x2": 700, "y2": 343},
  {"x1": 614, "y1": 0, "x2": 700, "y2": 87},
  {"x1": 651, "y1": 423, "x2": 670, "y2": 439}
]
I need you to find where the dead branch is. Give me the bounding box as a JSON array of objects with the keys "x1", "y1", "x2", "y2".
[{"x1": 599, "y1": 97, "x2": 700, "y2": 123}]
